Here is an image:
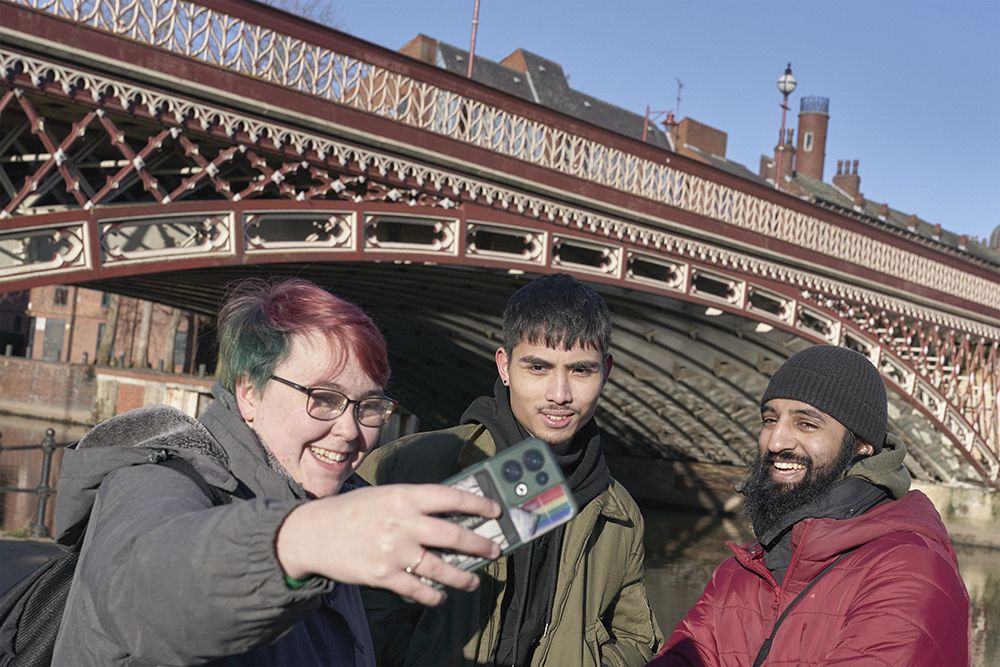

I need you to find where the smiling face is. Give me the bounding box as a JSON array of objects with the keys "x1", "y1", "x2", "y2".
[
  {"x1": 757, "y1": 398, "x2": 872, "y2": 489},
  {"x1": 741, "y1": 397, "x2": 872, "y2": 535},
  {"x1": 496, "y1": 338, "x2": 612, "y2": 454},
  {"x1": 235, "y1": 332, "x2": 383, "y2": 499}
]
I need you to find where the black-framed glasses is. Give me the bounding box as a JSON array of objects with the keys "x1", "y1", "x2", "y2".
[{"x1": 269, "y1": 375, "x2": 398, "y2": 427}]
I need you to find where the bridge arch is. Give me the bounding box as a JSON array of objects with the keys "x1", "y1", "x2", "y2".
[{"x1": 1, "y1": 0, "x2": 996, "y2": 486}]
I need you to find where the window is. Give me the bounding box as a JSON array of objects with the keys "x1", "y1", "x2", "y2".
[
  {"x1": 803, "y1": 132, "x2": 814, "y2": 152},
  {"x1": 173, "y1": 328, "x2": 188, "y2": 367},
  {"x1": 101, "y1": 292, "x2": 111, "y2": 307},
  {"x1": 96, "y1": 323, "x2": 109, "y2": 358},
  {"x1": 53, "y1": 286, "x2": 69, "y2": 306}
]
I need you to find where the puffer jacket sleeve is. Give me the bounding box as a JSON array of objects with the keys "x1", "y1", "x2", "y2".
[
  {"x1": 646, "y1": 562, "x2": 727, "y2": 667},
  {"x1": 810, "y1": 533, "x2": 970, "y2": 667},
  {"x1": 54, "y1": 462, "x2": 333, "y2": 666}
]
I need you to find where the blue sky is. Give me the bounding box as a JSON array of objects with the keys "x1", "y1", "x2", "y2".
[{"x1": 303, "y1": 0, "x2": 999, "y2": 244}]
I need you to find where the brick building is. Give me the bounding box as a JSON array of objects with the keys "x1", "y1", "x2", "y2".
[
  {"x1": 1, "y1": 287, "x2": 197, "y2": 373},
  {"x1": 406, "y1": 35, "x2": 998, "y2": 257}
]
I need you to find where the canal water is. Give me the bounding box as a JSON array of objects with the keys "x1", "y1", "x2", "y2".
[
  {"x1": 0, "y1": 416, "x2": 89, "y2": 535},
  {"x1": 1, "y1": 419, "x2": 997, "y2": 665}
]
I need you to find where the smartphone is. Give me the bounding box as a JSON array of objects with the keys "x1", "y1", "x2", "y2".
[{"x1": 426, "y1": 437, "x2": 578, "y2": 583}]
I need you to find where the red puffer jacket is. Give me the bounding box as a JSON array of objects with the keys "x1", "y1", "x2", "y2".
[{"x1": 649, "y1": 490, "x2": 970, "y2": 667}]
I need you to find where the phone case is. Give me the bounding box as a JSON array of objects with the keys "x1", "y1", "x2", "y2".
[{"x1": 427, "y1": 437, "x2": 579, "y2": 582}]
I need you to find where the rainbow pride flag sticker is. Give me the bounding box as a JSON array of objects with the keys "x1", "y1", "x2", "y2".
[{"x1": 508, "y1": 483, "x2": 577, "y2": 541}]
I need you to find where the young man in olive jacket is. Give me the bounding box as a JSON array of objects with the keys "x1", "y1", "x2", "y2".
[
  {"x1": 359, "y1": 273, "x2": 663, "y2": 667},
  {"x1": 647, "y1": 345, "x2": 971, "y2": 667}
]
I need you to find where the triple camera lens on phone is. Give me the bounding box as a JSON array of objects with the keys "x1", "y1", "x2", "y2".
[
  {"x1": 502, "y1": 448, "x2": 550, "y2": 488},
  {"x1": 502, "y1": 460, "x2": 523, "y2": 483}
]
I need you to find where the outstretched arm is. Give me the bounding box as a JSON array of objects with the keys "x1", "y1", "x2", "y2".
[
  {"x1": 60, "y1": 465, "x2": 500, "y2": 664},
  {"x1": 275, "y1": 483, "x2": 502, "y2": 606}
]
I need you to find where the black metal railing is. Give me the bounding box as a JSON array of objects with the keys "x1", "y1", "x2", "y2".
[{"x1": 0, "y1": 429, "x2": 71, "y2": 538}]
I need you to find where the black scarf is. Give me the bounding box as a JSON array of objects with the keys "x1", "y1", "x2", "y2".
[
  {"x1": 761, "y1": 477, "x2": 890, "y2": 584},
  {"x1": 461, "y1": 378, "x2": 610, "y2": 666}
]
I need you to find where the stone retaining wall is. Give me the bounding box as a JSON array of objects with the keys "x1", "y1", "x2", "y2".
[{"x1": 0, "y1": 357, "x2": 213, "y2": 425}]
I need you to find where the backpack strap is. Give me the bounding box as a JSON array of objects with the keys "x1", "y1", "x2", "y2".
[
  {"x1": 0, "y1": 545, "x2": 79, "y2": 666},
  {"x1": 752, "y1": 546, "x2": 860, "y2": 667}
]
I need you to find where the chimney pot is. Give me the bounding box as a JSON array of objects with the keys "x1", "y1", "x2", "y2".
[
  {"x1": 852, "y1": 159, "x2": 858, "y2": 175},
  {"x1": 837, "y1": 160, "x2": 843, "y2": 174}
]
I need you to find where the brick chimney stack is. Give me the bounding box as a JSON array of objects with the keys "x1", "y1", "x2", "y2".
[
  {"x1": 773, "y1": 128, "x2": 795, "y2": 188},
  {"x1": 672, "y1": 117, "x2": 728, "y2": 160},
  {"x1": 795, "y1": 96, "x2": 829, "y2": 180},
  {"x1": 834, "y1": 159, "x2": 861, "y2": 198}
]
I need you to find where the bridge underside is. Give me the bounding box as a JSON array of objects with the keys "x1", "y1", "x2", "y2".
[{"x1": 76, "y1": 261, "x2": 979, "y2": 487}]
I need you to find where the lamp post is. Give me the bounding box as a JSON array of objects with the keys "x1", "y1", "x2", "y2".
[
  {"x1": 774, "y1": 63, "x2": 796, "y2": 190},
  {"x1": 467, "y1": 0, "x2": 481, "y2": 78}
]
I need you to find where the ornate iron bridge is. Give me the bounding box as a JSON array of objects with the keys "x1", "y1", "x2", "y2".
[{"x1": 1, "y1": 0, "x2": 997, "y2": 487}]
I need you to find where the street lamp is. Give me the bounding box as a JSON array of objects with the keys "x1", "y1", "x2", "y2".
[{"x1": 774, "y1": 63, "x2": 796, "y2": 190}]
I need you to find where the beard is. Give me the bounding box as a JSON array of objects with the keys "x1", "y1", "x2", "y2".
[
  {"x1": 540, "y1": 431, "x2": 576, "y2": 455},
  {"x1": 740, "y1": 432, "x2": 858, "y2": 538}
]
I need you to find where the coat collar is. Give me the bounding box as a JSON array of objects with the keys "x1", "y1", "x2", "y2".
[{"x1": 200, "y1": 382, "x2": 307, "y2": 500}]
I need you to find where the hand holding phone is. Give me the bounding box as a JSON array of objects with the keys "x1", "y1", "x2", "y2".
[{"x1": 425, "y1": 437, "x2": 578, "y2": 584}]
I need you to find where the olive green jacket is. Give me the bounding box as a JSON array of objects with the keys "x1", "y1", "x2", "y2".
[{"x1": 357, "y1": 423, "x2": 662, "y2": 667}]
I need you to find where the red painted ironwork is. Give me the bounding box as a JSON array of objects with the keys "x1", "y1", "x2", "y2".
[{"x1": 1, "y1": 0, "x2": 996, "y2": 485}]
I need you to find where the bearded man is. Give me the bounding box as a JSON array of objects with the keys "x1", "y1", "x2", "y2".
[{"x1": 647, "y1": 344, "x2": 971, "y2": 667}]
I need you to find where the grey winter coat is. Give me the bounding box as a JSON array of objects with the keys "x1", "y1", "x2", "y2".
[{"x1": 51, "y1": 383, "x2": 375, "y2": 666}]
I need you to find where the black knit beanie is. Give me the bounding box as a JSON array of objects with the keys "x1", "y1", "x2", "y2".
[{"x1": 760, "y1": 345, "x2": 888, "y2": 453}]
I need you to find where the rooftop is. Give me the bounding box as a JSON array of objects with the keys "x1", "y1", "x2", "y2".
[{"x1": 403, "y1": 35, "x2": 999, "y2": 265}]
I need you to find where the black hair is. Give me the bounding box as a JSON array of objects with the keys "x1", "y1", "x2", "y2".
[{"x1": 501, "y1": 273, "x2": 612, "y2": 357}]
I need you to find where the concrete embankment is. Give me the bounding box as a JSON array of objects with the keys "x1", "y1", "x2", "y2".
[{"x1": 0, "y1": 356, "x2": 213, "y2": 425}]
